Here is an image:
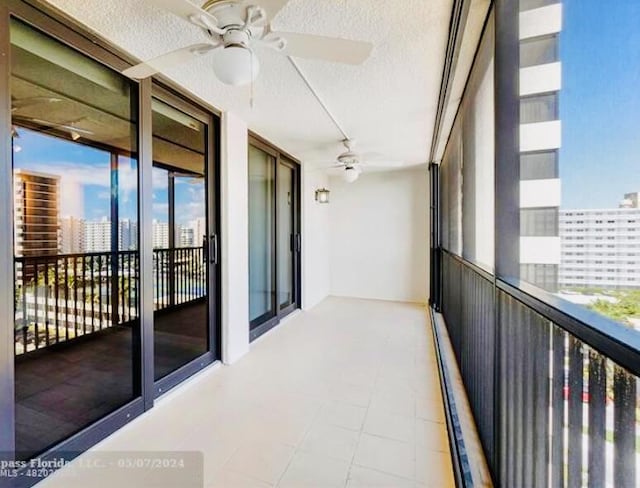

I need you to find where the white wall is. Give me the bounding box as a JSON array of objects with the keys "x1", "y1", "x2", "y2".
[
  {"x1": 329, "y1": 168, "x2": 429, "y2": 304},
  {"x1": 302, "y1": 166, "x2": 331, "y2": 310},
  {"x1": 220, "y1": 112, "x2": 249, "y2": 364}
]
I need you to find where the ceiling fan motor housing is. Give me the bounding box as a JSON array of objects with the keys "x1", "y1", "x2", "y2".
[{"x1": 223, "y1": 28, "x2": 252, "y2": 48}]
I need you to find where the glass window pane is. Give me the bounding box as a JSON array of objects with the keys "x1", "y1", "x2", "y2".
[
  {"x1": 521, "y1": 208, "x2": 559, "y2": 236},
  {"x1": 520, "y1": 151, "x2": 558, "y2": 180},
  {"x1": 248, "y1": 145, "x2": 276, "y2": 324},
  {"x1": 151, "y1": 98, "x2": 208, "y2": 381},
  {"x1": 520, "y1": 36, "x2": 558, "y2": 68},
  {"x1": 278, "y1": 163, "x2": 294, "y2": 309},
  {"x1": 520, "y1": 94, "x2": 558, "y2": 123},
  {"x1": 11, "y1": 18, "x2": 140, "y2": 459}
]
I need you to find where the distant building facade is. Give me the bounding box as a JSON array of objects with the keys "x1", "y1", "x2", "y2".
[
  {"x1": 519, "y1": 0, "x2": 563, "y2": 292},
  {"x1": 13, "y1": 169, "x2": 60, "y2": 258},
  {"x1": 559, "y1": 195, "x2": 640, "y2": 290},
  {"x1": 60, "y1": 216, "x2": 84, "y2": 254},
  {"x1": 84, "y1": 217, "x2": 112, "y2": 252},
  {"x1": 152, "y1": 220, "x2": 169, "y2": 249}
]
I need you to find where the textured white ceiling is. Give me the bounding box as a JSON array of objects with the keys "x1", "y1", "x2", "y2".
[{"x1": 44, "y1": 0, "x2": 453, "y2": 168}]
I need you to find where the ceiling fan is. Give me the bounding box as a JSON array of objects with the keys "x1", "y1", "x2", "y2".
[
  {"x1": 11, "y1": 96, "x2": 63, "y2": 112},
  {"x1": 20, "y1": 117, "x2": 95, "y2": 141},
  {"x1": 123, "y1": 0, "x2": 374, "y2": 86},
  {"x1": 325, "y1": 139, "x2": 405, "y2": 183}
]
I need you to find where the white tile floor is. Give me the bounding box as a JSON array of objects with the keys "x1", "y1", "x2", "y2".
[{"x1": 38, "y1": 297, "x2": 453, "y2": 488}]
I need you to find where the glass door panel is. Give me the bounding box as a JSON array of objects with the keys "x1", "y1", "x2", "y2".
[
  {"x1": 278, "y1": 162, "x2": 296, "y2": 310},
  {"x1": 10, "y1": 18, "x2": 141, "y2": 459},
  {"x1": 152, "y1": 98, "x2": 209, "y2": 381},
  {"x1": 248, "y1": 145, "x2": 276, "y2": 326}
]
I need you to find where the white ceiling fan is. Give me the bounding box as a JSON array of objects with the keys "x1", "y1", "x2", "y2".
[
  {"x1": 11, "y1": 96, "x2": 63, "y2": 112},
  {"x1": 123, "y1": 0, "x2": 374, "y2": 86},
  {"x1": 23, "y1": 117, "x2": 95, "y2": 141},
  {"x1": 325, "y1": 139, "x2": 405, "y2": 183}
]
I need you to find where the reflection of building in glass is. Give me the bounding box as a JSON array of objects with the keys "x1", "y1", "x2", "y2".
[
  {"x1": 178, "y1": 226, "x2": 194, "y2": 247},
  {"x1": 153, "y1": 219, "x2": 169, "y2": 249},
  {"x1": 13, "y1": 169, "x2": 60, "y2": 257},
  {"x1": 188, "y1": 217, "x2": 206, "y2": 247},
  {"x1": 119, "y1": 218, "x2": 138, "y2": 251},
  {"x1": 560, "y1": 194, "x2": 640, "y2": 290},
  {"x1": 60, "y1": 216, "x2": 84, "y2": 254},
  {"x1": 61, "y1": 217, "x2": 138, "y2": 253},
  {"x1": 84, "y1": 217, "x2": 111, "y2": 252},
  {"x1": 519, "y1": 0, "x2": 563, "y2": 292}
]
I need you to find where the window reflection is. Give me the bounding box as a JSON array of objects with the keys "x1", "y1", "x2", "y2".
[
  {"x1": 152, "y1": 99, "x2": 209, "y2": 381},
  {"x1": 11, "y1": 18, "x2": 140, "y2": 459}
]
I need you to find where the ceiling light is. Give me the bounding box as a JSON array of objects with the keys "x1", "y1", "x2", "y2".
[
  {"x1": 343, "y1": 167, "x2": 360, "y2": 183},
  {"x1": 211, "y1": 45, "x2": 259, "y2": 86},
  {"x1": 315, "y1": 188, "x2": 330, "y2": 204},
  {"x1": 70, "y1": 130, "x2": 81, "y2": 141}
]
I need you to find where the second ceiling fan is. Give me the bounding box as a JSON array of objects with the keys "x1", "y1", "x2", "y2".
[{"x1": 124, "y1": 0, "x2": 374, "y2": 86}]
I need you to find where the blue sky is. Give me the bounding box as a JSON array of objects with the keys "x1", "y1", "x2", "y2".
[
  {"x1": 13, "y1": 128, "x2": 203, "y2": 225},
  {"x1": 559, "y1": 0, "x2": 640, "y2": 208}
]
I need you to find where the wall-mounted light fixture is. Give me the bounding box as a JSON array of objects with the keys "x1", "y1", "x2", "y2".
[{"x1": 315, "y1": 188, "x2": 330, "y2": 204}]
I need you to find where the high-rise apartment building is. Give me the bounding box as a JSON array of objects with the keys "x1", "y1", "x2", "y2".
[
  {"x1": 518, "y1": 0, "x2": 563, "y2": 291},
  {"x1": 559, "y1": 194, "x2": 640, "y2": 290},
  {"x1": 60, "y1": 216, "x2": 85, "y2": 254},
  {"x1": 119, "y1": 219, "x2": 138, "y2": 251},
  {"x1": 13, "y1": 169, "x2": 60, "y2": 258},
  {"x1": 152, "y1": 220, "x2": 169, "y2": 249},
  {"x1": 84, "y1": 217, "x2": 111, "y2": 252}
]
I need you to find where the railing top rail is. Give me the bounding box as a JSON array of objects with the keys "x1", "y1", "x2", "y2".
[
  {"x1": 440, "y1": 249, "x2": 640, "y2": 378},
  {"x1": 15, "y1": 250, "x2": 139, "y2": 261},
  {"x1": 14, "y1": 247, "x2": 204, "y2": 262},
  {"x1": 497, "y1": 277, "x2": 640, "y2": 378},
  {"x1": 152, "y1": 246, "x2": 203, "y2": 252},
  {"x1": 441, "y1": 248, "x2": 495, "y2": 283}
]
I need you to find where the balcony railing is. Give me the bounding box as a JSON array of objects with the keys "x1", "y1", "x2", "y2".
[
  {"x1": 439, "y1": 250, "x2": 640, "y2": 487},
  {"x1": 14, "y1": 246, "x2": 206, "y2": 356}
]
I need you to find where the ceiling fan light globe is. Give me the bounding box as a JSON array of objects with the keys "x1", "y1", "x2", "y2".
[
  {"x1": 211, "y1": 46, "x2": 259, "y2": 86},
  {"x1": 343, "y1": 167, "x2": 359, "y2": 183}
]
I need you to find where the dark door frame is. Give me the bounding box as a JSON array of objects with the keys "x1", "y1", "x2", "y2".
[
  {"x1": 248, "y1": 134, "x2": 302, "y2": 341},
  {"x1": 150, "y1": 84, "x2": 222, "y2": 398}
]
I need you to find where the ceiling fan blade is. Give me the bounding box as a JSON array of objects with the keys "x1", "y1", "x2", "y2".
[
  {"x1": 30, "y1": 119, "x2": 95, "y2": 135},
  {"x1": 57, "y1": 125, "x2": 95, "y2": 135},
  {"x1": 123, "y1": 43, "x2": 218, "y2": 79},
  {"x1": 271, "y1": 31, "x2": 373, "y2": 64},
  {"x1": 362, "y1": 160, "x2": 406, "y2": 168},
  {"x1": 149, "y1": 0, "x2": 217, "y2": 24},
  {"x1": 258, "y1": 0, "x2": 291, "y2": 20}
]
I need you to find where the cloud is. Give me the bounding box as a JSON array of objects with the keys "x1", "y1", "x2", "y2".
[
  {"x1": 153, "y1": 202, "x2": 169, "y2": 216},
  {"x1": 21, "y1": 159, "x2": 139, "y2": 195}
]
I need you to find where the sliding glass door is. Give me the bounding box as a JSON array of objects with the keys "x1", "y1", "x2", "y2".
[
  {"x1": 151, "y1": 93, "x2": 217, "y2": 387},
  {"x1": 248, "y1": 144, "x2": 277, "y2": 327},
  {"x1": 248, "y1": 138, "x2": 300, "y2": 340},
  {"x1": 1, "y1": 2, "x2": 221, "y2": 469},
  {"x1": 277, "y1": 158, "x2": 300, "y2": 315},
  {"x1": 10, "y1": 17, "x2": 141, "y2": 459}
]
